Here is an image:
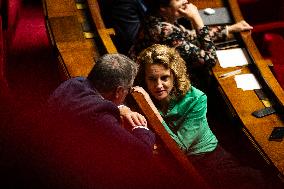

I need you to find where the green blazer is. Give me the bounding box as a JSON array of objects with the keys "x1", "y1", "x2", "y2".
[{"x1": 160, "y1": 86, "x2": 218, "y2": 155}]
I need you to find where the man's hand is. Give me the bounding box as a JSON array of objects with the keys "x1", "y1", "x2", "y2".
[{"x1": 118, "y1": 105, "x2": 147, "y2": 129}]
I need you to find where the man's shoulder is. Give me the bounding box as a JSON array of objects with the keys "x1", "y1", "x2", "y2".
[
  {"x1": 53, "y1": 77, "x2": 86, "y2": 91},
  {"x1": 62, "y1": 77, "x2": 86, "y2": 86},
  {"x1": 48, "y1": 77, "x2": 88, "y2": 104},
  {"x1": 48, "y1": 77, "x2": 119, "y2": 120}
]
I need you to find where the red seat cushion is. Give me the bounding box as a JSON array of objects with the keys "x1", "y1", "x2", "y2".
[
  {"x1": 263, "y1": 33, "x2": 284, "y2": 65},
  {"x1": 261, "y1": 33, "x2": 284, "y2": 88},
  {"x1": 273, "y1": 64, "x2": 284, "y2": 88}
]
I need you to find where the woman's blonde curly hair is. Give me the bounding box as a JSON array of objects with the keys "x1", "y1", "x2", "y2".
[{"x1": 135, "y1": 44, "x2": 191, "y2": 98}]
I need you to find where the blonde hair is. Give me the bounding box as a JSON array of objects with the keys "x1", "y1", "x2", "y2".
[{"x1": 136, "y1": 44, "x2": 190, "y2": 98}]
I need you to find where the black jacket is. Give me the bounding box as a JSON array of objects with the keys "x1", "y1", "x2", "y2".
[{"x1": 100, "y1": 0, "x2": 147, "y2": 54}]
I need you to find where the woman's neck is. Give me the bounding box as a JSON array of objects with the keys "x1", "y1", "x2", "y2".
[{"x1": 158, "y1": 98, "x2": 170, "y2": 115}]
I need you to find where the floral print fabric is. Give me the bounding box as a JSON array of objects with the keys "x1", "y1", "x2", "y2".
[{"x1": 129, "y1": 15, "x2": 227, "y2": 68}]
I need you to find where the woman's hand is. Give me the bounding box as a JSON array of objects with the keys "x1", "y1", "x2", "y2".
[
  {"x1": 132, "y1": 86, "x2": 164, "y2": 123},
  {"x1": 178, "y1": 3, "x2": 204, "y2": 29},
  {"x1": 228, "y1": 20, "x2": 253, "y2": 33},
  {"x1": 132, "y1": 86, "x2": 151, "y2": 100}
]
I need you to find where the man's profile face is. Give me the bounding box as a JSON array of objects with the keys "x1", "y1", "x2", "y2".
[{"x1": 112, "y1": 83, "x2": 132, "y2": 106}]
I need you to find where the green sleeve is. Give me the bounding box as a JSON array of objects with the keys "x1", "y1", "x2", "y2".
[{"x1": 175, "y1": 92, "x2": 208, "y2": 152}]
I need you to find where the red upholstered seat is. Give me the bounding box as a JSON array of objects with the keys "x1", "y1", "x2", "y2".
[
  {"x1": 5, "y1": 0, "x2": 22, "y2": 34},
  {"x1": 238, "y1": 0, "x2": 283, "y2": 24},
  {"x1": 0, "y1": 0, "x2": 22, "y2": 89},
  {"x1": 262, "y1": 33, "x2": 284, "y2": 88},
  {"x1": 251, "y1": 23, "x2": 284, "y2": 88},
  {"x1": 0, "y1": 0, "x2": 25, "y2": 107},
  {"x1": 237, "y1": 0, "x2": 284, "y2": 88}
]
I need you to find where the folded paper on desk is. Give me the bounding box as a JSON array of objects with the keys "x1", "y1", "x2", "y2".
[
  {"x1": 234, "y1": 74, "x2": 262, "y2": 91},
  {"x1": 217, "y1": 48, "x2": 250, "y2": 68}
]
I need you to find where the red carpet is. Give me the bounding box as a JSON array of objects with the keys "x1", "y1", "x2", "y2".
[{"x1": 6, "y1": 1, "x2": 60, "y2": 110}]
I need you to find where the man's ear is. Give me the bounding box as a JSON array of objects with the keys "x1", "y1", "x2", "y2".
[
  {"x1": 113, "y1": 86, "x2": 125, "y2": 105},
  {"x1": 115, "y1": 86, "x2": 125, "y2": 98}
]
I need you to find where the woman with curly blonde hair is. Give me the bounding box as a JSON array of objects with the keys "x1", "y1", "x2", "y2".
[
  {"x1": 134, "y1": 44, "x2": 218, "y2": 155},
  {"x1": 136, "y1": 44, "x2": 190, "y2": 97},
  {"x1": 133, "y1": 44, "x2": 270, "y2": 189}
]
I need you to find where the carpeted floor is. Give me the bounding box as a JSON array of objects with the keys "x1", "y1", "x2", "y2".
[{"x1": 6, "y1": 0, "x2": 60, "y2": 110}]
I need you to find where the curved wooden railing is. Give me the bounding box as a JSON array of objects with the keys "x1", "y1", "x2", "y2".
[{"x1": 86, "y1": 0, "x2": 117, "y2": 54}]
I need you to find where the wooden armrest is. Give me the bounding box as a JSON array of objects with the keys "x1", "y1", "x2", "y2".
[
  {"x1": 86, "y1": 0, "x2": 117, "y2": 53},
  {"x1": 131, "y1": 88, "x2": 209, "y2": 189},
  {"x1": 97, "y1": 28, "x2": 117, "y2": 53}
]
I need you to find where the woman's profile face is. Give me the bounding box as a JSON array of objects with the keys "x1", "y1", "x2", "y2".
[
  {"x1": 163, "y1": 0, "x2": 188, "y2": 19},
  {"x1": 145, "y1": 64, "x2": 174, "y2": 102}
]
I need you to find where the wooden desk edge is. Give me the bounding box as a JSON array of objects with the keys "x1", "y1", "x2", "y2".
[{"x1": 228, "y1": 0, "x2": 284, "y2": 108}]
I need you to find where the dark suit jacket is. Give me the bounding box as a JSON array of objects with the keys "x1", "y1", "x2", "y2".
[{"x1": 100, "y1": 0, "x2": 147, "y2": 54}]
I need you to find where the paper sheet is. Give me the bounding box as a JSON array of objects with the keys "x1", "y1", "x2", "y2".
[
  {"x1": 216, "y1": 48, "x2": 250, "y2": 68},
  {"x1": 234, "y1": 74, "x2": 261, "y2": 91}
]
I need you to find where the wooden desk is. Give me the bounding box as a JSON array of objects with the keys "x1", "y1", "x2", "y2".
[{"x1": 191, "y1": 0, "x2": 284, "y2": 178}]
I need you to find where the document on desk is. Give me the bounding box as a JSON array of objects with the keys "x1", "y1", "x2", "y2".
[
  {"x1": 216, "y1": 48, "x2": 250, "y2": 68},
  {"x1": 234, "y1": 74, "x2": 262, "y2": 91}
]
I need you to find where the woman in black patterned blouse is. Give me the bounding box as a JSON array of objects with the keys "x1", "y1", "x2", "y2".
[{"x1": 129, "y1": 0, "x2": 253, "y2": 69}]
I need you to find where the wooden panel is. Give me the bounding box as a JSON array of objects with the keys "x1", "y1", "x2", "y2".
[
  {"x1": 44, "y1": 0, "x2": 77, "y2": 17},
  {"x1": 43, "y1": 0, "x2": 100, "y2": 78},
  {"x1": 212, "y1": 63, "x2": 284, "y2": 175},
  {"x1": 57, "y1": 45, "x2": 95, "y2": 77},
  {"x1": 190, "y1": 0, "x2": 224, "y2": 8},
  {"x1": 48, "y1": 16, "x2": 84, "y2": 42}
]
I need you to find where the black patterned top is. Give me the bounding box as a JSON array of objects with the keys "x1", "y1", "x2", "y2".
[{"x1": 129, "y1": 14, "x2": 227, "y2": 68}]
